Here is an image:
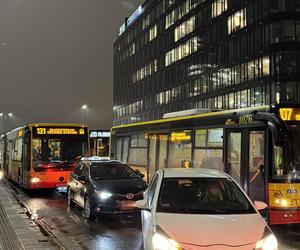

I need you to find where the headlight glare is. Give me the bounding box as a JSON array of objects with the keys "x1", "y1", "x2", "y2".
[
  {"x1": 256, "y1": 234, "x2": 278, "y2": 250},
  {"x1": 31, "y1": 177, "x2": 40, "y2": 183},
  {"x1": 152, "y1": 233, "x2": 181, "y2": 250},
  {"x1": 96, "y1": 191, "x2": 112, "y2": 200}
]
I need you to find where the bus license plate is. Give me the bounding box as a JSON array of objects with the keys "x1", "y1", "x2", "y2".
[{"x1": 56, "y1": 183, "x2": 66, "y2": 187}]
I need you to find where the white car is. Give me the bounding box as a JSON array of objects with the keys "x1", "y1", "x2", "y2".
[{"x1": 136, "y1": 168, "x2": 278, "y2": 250}]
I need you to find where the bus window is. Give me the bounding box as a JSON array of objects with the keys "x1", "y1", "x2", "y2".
[
  {"x1": 194, "y1": 129, "x2": 223, "y2": 170},
  {"x1": 194, "y1": 149, "x2": 223, "y2": 170},
  {"x1": 169, "y1": 131, "x2": 192, "y2": 168}
]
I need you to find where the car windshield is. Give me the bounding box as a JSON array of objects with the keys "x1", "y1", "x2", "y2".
[
  {"x1": 90, "y1": 163, "x2": 138, "y2": 180},
  {"x1": 156, "y1": 178, "x2": 256, "y2": 214}
]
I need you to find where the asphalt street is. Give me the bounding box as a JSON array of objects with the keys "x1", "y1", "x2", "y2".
[{"x1": 7, "y1": 183, "x2": 300, "y2": 250}]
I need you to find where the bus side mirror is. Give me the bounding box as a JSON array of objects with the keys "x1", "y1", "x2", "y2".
[{"x1": 259, "y1": 165, "x2": 265, "y2": 180}]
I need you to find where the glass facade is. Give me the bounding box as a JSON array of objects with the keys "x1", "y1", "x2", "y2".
[{"x1": 113, "y1": 0, "x2": 300, "y2": 126}]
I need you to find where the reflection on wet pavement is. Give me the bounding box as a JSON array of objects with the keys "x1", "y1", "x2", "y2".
[{"x1": 16, "y1": 188, "x2": 143, "y2": 250}]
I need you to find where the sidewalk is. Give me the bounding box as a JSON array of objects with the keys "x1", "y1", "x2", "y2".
[{"x1": 0, "y1": 181, "x2": 57, "y2": 250}]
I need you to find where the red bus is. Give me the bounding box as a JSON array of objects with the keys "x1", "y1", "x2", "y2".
[{"x1": 0, "y1": 123, "x2": 89, "y2": 189}]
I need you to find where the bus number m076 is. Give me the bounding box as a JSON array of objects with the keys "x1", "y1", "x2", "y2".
[{"x1": 239, "y1": 115, "x2": 253, "y2": 124}]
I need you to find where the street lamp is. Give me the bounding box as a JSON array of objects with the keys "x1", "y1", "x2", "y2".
[
  {"x1": 81, "y1": 105, "x2": 89, "y2": 124},
  {"x1": 0, "y1": 113, "x2": 13, "y2": 134}
]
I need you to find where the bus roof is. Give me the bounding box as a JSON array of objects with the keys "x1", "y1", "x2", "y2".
[
  {"x1": 112, "y1": 105, "x2": 270, "y2": 130},
  {"x1": 27, "y1": 123, "x2": 88, "y2": 128}
]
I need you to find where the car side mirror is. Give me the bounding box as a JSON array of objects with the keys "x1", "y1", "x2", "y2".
[
  {"x1": 135, "y1": 169, "x2": 145, "y2": 178},
  {"x1": 254, "y1": 201, "x2": 268, "y2": 211},
  {"x1": 78, "y1": 176, "x2": 88, "y2": 183},
  {"x1": 135, "y1": 199, "x2": 150, "y2": 211}
]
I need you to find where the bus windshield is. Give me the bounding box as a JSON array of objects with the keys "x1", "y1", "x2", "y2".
[
  {"x1": 32, "y1": 137, "x2": 88, "y2": 170},
  {"x1": 273, "y1": 124, "x2": 300, "y2": 181}
]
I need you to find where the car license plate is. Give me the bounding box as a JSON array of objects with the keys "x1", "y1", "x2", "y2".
[{"x1": 118, "y1": 201, "x2": 136, "y2": 210}]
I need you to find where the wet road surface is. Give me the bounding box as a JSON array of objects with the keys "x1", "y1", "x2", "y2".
[
  {"x1": 7, "y1": 183, "x2": 300, "y2": 250},
  {"x1": 10, "y1": 185, "x2": 142, "y2": 250}
]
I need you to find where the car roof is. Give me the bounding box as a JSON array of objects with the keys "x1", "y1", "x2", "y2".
[
  {"x1": 80, "y1": 156, "x2": 122, "y2": 164},
  {"x1": 161, "y1": 168, "x2": 229, "y2": 178}
]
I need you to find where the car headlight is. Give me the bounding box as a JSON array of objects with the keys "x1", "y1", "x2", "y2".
[
  {"x1": 95, "y1": 191, "x2": 113, "y2": 200},
  {"x1": 152, "y1": 226, "x2": 181, "y2": 250},
  {"x1": 255, "y1": 227, "x2": 278, "y2": 250}
]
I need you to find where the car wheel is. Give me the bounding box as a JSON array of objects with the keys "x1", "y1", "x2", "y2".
[
  {"x1": 84, "y1": 196, "x2": 95, "y2": 221},
  {"x1": 67, "y1": 187, "x2": 75, "y2": 207}
]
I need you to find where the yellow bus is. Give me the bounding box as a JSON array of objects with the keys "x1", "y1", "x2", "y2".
[
  {"x1": 110, "y1": 105, "x2": 300, "y2": 225},
  {"x1": 0, "y1": 123, "x2": 89, "y2": 189}
]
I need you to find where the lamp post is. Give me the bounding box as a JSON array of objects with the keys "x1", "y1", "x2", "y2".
[
  {"x1": 0, "y1": 113, "x2": 13, "y2": 134},
  {"x1": 81, "y1": 105, "x2": 89, "y2": 124}
]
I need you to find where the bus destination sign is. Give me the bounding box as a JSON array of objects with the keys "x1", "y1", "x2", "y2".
[
  {"x1": 279, "y1": 108, "x2": 300, "y2": 121},
  {"x1": 34, "y1": 127, "x2": 85, "y2": 135}
]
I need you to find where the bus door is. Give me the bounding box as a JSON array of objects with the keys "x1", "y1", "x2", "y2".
[
  {"x1": 226, "y1": 129, "x2": 266, "y2": 202},
  {"x1": 148, "y1": 134, "x2": 168, "y2": 182},
  {"x1": 116, "y1": 137, "x2": 129, "y2": 163},
  {"x1": 21, "y1": 139, "x2": 29, "y2": 186}
]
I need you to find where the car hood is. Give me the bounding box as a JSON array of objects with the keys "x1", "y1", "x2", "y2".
[
  {"x1": 91, "y1": 178, "x2": 146, "y2": 194},
  {"x1": 156, "y1": 213, "x2": 266, "y2": 249}
]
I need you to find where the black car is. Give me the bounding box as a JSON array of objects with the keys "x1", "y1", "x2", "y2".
[{"x1": 67, "y1": 157, "x2": 147, "y2": 220}]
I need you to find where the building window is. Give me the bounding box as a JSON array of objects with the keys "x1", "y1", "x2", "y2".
[
  {"x1": 165, "y1": 37, "x2": 201, "y2": 66},
  {"x1": 262, "y1": 57, "x2": 270, "y2": 76},
  {"x1": 149, "y1": 25, "x2": 157, "y2": 41},
  {"x1": 228, "y1": 8, "x2": 247, "y2": 34},
  {"x1": 165, "y1": 0, "x2": 199, "y2": 29},
  {"x1": 212, "y1": 0, "x2": 228, "y2": 18},
  {"x1": 133, "y1": 60, "x2": 158, "y2": 83},
  {"x1": 129, "y1": 43, "x2": 135, "y2": 56},
  {"x1": 174, "y1": 16, "x2": 195, "y2": 42},
  {"x1": 143, "y1": 14, "x2": 150, "y2": 30}
]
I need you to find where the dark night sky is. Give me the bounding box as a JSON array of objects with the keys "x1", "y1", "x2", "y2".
[{"x1": 0, "y1": 0, "x2": 141, "y2": 132}]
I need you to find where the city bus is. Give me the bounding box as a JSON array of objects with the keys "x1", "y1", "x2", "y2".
[
  {"x1": 0, "y1": 123, "x2": 90, "y2": 189},
  {"x1": 110, "y1": 105, "x2": 300, "y2": 225}
]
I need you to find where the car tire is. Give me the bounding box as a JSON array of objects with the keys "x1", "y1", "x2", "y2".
[
  {"x1": 67, "y1": 187, "x2": 75, "y2": 207},
  {"x1": 84, "y1": 196, "x2": 95, "y2": 221}
]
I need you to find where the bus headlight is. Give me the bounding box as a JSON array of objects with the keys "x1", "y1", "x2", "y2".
[
  {"x1": 31, "y1": 177, "x2": 41, "y2": 183},
  {"x1": 255, "y1": 227, "x2": 278, "y2": 250}
]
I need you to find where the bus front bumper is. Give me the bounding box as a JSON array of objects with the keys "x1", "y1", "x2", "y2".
[{"x1": 270, "y1": 207, "x2": 300, "y2": 224}]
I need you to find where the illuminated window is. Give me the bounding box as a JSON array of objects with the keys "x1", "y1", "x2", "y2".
[
  {"x1": 165, "y1": 0, "x2": 199, "y2": 29},
  {"x1": 228, "y1": 8, "x2": 247, "y2": 34},
  {"x1": 149, "y1": 25, "x2": 157, "y2": 41},
  {"x1": 212, "y1": 0, "x2": 228, "y2": 18},
  {"x1": 262, "y1": 57, "x2": 270, "y2": 76},
  {"x1": 129, "y1": 43, "x2": 135, "y2": 56},
  {"x1": 133, "y1": 60, "x2": 158, "y2": 83},
  {"x1": 165, "y1": 37, "x2": 201, "y2": 66},
  {"x1": 174, "y1": 16, "x2": 195, "y2": 42},
  {"x1": 166, "y1": 10, "x2": 175, "y2": 29}
]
